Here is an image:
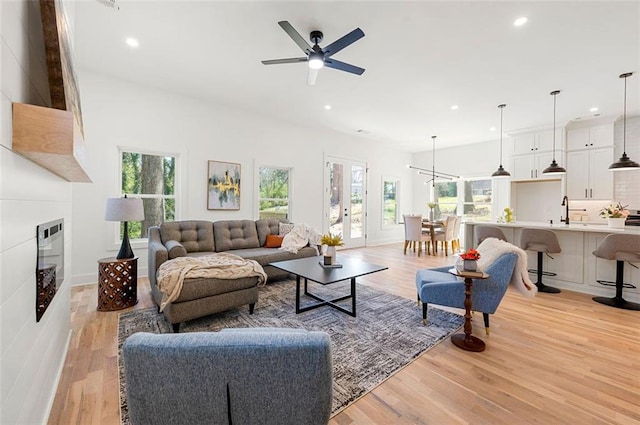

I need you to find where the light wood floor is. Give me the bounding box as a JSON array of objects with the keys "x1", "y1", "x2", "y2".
[{"x1": 48, "y1": 244, "x2": 640, "y2": 425}]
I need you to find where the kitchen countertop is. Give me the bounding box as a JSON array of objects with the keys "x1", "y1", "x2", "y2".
[{"x1": 464, "y1": 221, "x2": 640, "y2": 235}]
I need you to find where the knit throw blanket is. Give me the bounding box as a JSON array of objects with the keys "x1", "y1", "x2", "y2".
[
  {"x1": 281, "y1": 223, "x2": 321, "y2": 254},
  {"x1": 477, "y1": 237, "x2": 538, "y2": 297},
  {"x1": 157, "y1": 253, "x2": 267, "y2": 311}
]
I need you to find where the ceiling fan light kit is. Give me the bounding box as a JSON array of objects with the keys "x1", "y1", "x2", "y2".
[
  {"x1": 262, "y1": 21, "x2": 365, "y2": 85},
  {"x1": 492, "y1": 104, "x2": 511, "y2": 178},
  {"x1": 542, "y1": 90, "x2": 567, "y2": 175},
  {"x1": 609, "y1": 72, "x2": 640, "y2": 171}
]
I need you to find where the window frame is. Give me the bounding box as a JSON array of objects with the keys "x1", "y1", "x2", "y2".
[
  {"x1": 461, "y1": 177, "x2": 493, "y2": 223},
  {"x1": 110, "y1": 147, "x2": 181, "y2": 251},
  {"x1": 256, "y1": 165, "x2": 292, "y2": 221},
  {"x1": 381, "y1": 176, "x2": 401, "y2": 228}
]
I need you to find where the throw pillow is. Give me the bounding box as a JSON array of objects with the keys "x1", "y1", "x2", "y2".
[
  {"x1": 265, "y1": 234, "x2": 284, "y2": 248},
  {"x1": 165, "y1": 240, "x2": 187, "y2": 259},
  {"x1": 279, "y1": 222, "x2": 294, "y2": 236}
]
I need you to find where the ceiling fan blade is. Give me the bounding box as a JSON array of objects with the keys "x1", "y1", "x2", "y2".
[
  {"x1": 278, "y1": 21, "x2": 312, "y2": 54},
  {"x1": 323, "y1": 28, "x2": 365, "y2": 57},
  {"x1": 324, "y1": 59, "x2": 365, "y2": 75},
  {"x1": 307, "y1": 67, "x2": 319, "y2": 86},
  {"x1": 262, "y1": 57, "x2": 308, "y2": 65}
]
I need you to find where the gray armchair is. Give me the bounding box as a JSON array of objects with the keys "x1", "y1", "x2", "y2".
[{"x1": 123, "y1": 328, "x2": 333, "y2": 425}]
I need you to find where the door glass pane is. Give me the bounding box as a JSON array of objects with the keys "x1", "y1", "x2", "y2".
[
  {"x1": 329, "y1": 162, "x2": 344, "y2": 237},
  {"x1": 350, "y1": 165, "x2": 364, "y2": 238}
]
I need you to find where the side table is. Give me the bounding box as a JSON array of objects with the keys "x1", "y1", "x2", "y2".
[
  {"x1": 448, "y1": 268, "x2": 489, "y2": 352},
  {"x1": 97, "y1": 257, "x2": 138, "y2": 311}
]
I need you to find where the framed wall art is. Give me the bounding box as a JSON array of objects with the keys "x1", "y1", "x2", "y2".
[{"x1": 207, "y1": 161, "x2": 241, "y2": 210}]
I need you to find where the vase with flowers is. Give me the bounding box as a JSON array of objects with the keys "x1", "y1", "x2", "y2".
[
  {"x1": 427, "y1": 202, "x2": 437, "y2": 222},
  {"x1": 599, "y1": 202, "x2": 629, "y2": 228},
  {"x1": 459, "y1": 248, "x2": 481, "y2": 271},
  {"x1": 321, "y1": 232, "x2": 344, "y2": 265}
]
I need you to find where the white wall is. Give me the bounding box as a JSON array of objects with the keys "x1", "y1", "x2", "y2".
[
  {"x1": 71, "y1": 72, "x2": 413, "y2": 284},
  {"x1": 1, "y1": 1, "x2": 72, "y2": 424}
]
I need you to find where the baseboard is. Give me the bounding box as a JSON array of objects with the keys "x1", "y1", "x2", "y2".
[
  {"x1": 42, "y1": 329, "x2": 72, "y2": 425},
  {"x1": 71, "y1": 273, "x2": 97, "y2": 286}
]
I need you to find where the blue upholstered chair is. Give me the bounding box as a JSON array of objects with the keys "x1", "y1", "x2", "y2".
[
  {"x1": 123, "y1": 328, "x2": 332, "y2": 425},
  {"x1": 415, "y1": 252, "x2": 517, "y2": 334}
]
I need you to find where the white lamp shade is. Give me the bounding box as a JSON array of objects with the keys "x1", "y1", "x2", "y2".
[{"x1": 105, "y1": 197, "x2": 145, "y2": 222}]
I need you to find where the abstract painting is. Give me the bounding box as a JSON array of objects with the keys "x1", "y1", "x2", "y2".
[{"x1": 207, "y1": 161, "x2": 241, "y2": 210}]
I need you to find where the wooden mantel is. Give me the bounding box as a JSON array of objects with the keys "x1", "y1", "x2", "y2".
[{"x1": 12, "y1": 102, "x2": 91, "y2": 182}]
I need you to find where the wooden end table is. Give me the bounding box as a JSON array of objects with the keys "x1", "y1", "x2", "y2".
[
  {"x1": 97, "y1": 257, "x2": 138, "y2": 311},
  {"x1": 448, "y1": 268, "x2": 489, "y2": 352}
]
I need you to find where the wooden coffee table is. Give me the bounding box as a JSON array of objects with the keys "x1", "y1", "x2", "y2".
[{"x1": 270, "y1": 256, "x2": 388, "y2": 317}]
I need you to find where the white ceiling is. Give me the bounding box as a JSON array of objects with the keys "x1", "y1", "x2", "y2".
[{"x1": 72, "y1": 1, "x2": 640, "y2": 152}]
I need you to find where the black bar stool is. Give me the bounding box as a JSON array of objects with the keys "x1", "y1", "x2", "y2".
[
  {"x1": 592, "y1": 234, "x2": 640, "y2": 310},
  {"x1": 519, "y1": 228, "x2": 561, "y2": 294}
]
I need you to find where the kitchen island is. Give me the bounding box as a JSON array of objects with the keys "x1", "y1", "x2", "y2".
[{"x1": 464, "y1": 221, "x2": 640, "y2": 303}]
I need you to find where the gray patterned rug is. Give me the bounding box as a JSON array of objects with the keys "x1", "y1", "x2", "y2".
[{"x1": 118, "y1": 279, "x2": 463, "y2": 424}]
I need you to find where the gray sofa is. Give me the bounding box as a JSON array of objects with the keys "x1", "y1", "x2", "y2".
[
  {"x1": 148, "y1": 219, "x2": 318, "y2": 331},
  {"x1": 123, "y1": 328, "x2": 333, "y2": 425}
]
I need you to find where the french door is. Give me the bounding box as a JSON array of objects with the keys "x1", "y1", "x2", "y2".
[{"x1": 324, "y1": 156, "x2": 367, "y2": 249}]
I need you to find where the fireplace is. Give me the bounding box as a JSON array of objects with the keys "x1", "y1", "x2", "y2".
[{"x1": 36, "y1": 218, "x2": 64, "y2": 322}]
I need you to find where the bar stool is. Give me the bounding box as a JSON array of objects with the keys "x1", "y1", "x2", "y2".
[
  {"x1": 519, "y1": 228, "x2": 561, "y2": 293},
  {"x1": 592, "y1": 234, "x2": 640, "y2": 310},
  {"x1": 474, "y1": 225, "x2": 507, "y2": 244}
]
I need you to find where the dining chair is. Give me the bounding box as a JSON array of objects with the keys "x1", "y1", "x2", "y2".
[
  {"x1": 433, "y1": 215, "x2": 457, "y2": 256},
  {"x1": 452, "y1": 216, "x2": 462, "y2": 253},
  {"x1": 403, "y1": 214, "x2": 431, "y2": 256}
]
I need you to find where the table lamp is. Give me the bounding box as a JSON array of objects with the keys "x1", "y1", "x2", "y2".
[{"x1": 105, "y1": 195, "x2": 145, "y2": 259}]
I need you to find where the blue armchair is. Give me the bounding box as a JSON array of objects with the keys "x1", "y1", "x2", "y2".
[{"x1": 415, "y1": 253, "x2": 517, "y2": 334}]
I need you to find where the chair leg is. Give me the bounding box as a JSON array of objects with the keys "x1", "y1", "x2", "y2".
[
  {"x1": 249, "y1": 303, "x2": 255, "y2": 314},
  {"x1": 422, "y1": 302, "x2": 428, "y2": 325},
  {"x1": 444, "y1": 242, "x2": 449, "y2": 256},
  {"x1": 417, "y1": 292, "x2": 421, "y2": 305},
  {"x1": 534, "y1": 252, "x2": 561, "y2": 293},
  {"x1": 403, "y1": 240, "x2": 409, "y2": 255},
  {"x1": 593, "y1": 260, "x2": 640, "y2": 310},
  {"x1": 483, "y1": 313, "x2": 490, "y2": 335}
]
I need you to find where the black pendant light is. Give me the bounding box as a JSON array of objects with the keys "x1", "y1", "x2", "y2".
[
  {"x1": 492, "y1": 104, "x2": 510, "y2": 178},
  {"x1": 542, "y1": 90, "x2": 566, "y2": 175},
  {"x1": 609, "y1": 72, "x2": 640, "y2": 171}
]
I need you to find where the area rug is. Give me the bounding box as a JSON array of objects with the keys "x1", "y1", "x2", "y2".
[{"x1": 118, "y1": 279, "x2": 463, "y2": 424}]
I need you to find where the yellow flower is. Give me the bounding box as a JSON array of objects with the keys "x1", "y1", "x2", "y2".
[{"x1": 321, "y1": 233, "x2": 344, "y2": 246}]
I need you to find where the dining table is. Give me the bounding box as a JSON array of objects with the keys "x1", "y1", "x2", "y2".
[{"x1": 421, "y1": 219, "x2": 444, "y2": 254}]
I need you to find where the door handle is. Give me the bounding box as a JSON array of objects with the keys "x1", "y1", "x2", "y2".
[
  {"x1": 590, "y1": 188, "x2": 592, "y2": 198},
  {"x1": 585, "y1": 188, "x2": 587, "y2": 198}
]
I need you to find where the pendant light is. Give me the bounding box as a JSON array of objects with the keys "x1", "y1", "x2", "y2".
[
  {"x1": 542, "y1": 90, "x2": 566, "y2": 175},
  {"x1": 609, "y1": 72, "x2": 640, "y2": 171},
  {"x1": 492, "y1": 104, "x2": 510, "y2": 178}
]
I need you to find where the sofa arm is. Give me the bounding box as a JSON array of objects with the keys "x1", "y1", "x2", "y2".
[{"x1": 148, "y1": 226, "x2": 168, "y2": 287}]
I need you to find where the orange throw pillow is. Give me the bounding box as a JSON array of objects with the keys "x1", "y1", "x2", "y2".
[{"x1": 265, "y1": 234, "x2": 284, "y2": 248}]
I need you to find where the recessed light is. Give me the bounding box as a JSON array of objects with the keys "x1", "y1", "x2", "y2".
[
  {"x1": 489, "y1": 127, "x2": 496, "y2": 132},
  {"x1": 514, "y1": 17, "x2": 528, "y2": 27},
  {"x1": 324, "y1": 105, "x2": 332, "y2": 110},
  {"x1": 126, "y1": 37, "x2": 139, "y2": 48},
  {"x1": 451, "y1": 105, "x2": 459, "y2": 110},
  {"x1": 590, "y1": 107, "x2": 598, "y2": 112}
]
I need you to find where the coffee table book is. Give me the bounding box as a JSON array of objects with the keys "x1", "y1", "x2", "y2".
[
  {"x1": 454, "y1": 267, "x2": 484, "y2": 278},
  {"x1": 319, "y1": 262, "x2": 343, "y2": 269}
]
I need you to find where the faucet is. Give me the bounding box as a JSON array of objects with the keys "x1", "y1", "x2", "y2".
[{"x1": 561, "y1": 196, "x2": 570, "y2": 225}]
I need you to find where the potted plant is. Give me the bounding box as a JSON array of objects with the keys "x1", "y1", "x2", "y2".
[
  {"x1": 459, "y1": 248, "x2": 481, "y2": 271},
  {"x1": 321, "y1": 233, "x2": 344, "y2": 265},
  {"x1": 599, "y1": 202, "x2": 629, "y2": 228},
  {"x1": 503, "y1": 207, "x2": 514, "y2": 223}
]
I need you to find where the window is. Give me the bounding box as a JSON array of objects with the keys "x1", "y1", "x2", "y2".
[
  {"x1": 463, "y1": 178, "x2": 492, "y2": 222},
  {"x1": 434, "y1": 181, "x2": 457, "y2": 219},
  {"x1": 258, "y1": 167, "x2": 290, "y2": 220},
  {"x1": 382, "y1": 178, "x2": 400, "y2": 226},
  {"x1": 120, "y1": 150, "x2": 177, "y2": 239}
]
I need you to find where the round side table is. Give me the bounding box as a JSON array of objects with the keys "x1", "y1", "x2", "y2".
[
  {"x1": 97, "y1": 257, "x2": 138, "y2": 311},
  {"x1": 448, "y1": 268, "x2": 490, "y2": 352}
]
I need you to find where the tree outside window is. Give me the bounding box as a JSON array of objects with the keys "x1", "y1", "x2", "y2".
[
  {"x1": 121, "y1": 151, "x2": 176, "y2": 239},
  {"x1": 463, "y1": 179, "x2": 492, "y2": 222},
  {"x1": 434, "y1": 181, "x2": 457, "y2": 219},
  {"x1": 382, "y1": 178, "x2": 400, "y2": 226},
  {"x1": 258, "y1": 167, "x2": 290, "y2": 220}
]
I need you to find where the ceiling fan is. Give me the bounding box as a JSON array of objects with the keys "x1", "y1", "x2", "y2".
[{"x1": 262, "y1": 21, "x2": 365, "y2": 85}]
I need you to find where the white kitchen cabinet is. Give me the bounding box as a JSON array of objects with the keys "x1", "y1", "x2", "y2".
[
  {"x1": 511, "y1": 151, "x2": 556, "y2": 180},
  {"x1": 566, "y1": 147, "x2": 613, "y2": 200},
  {"x1": 511, "y1": 128, "x2": 564, "y2": 155},
  {"x1": 566, "y1": 124, "x2": 614, "y2": 151}
]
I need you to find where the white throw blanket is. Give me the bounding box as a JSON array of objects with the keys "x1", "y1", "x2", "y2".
[
  {"x1": 157, "y1": 253, "x2": 267, "y2": 311},
  {"x1": 476, "y1": 237, "x2": 537, "y2": 297},
  {"x1": 281, "y1": 223, "x2": 321, "y2": 254}
]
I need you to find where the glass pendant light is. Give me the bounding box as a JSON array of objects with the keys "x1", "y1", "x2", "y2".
[
  {"x1": 492, "y1": 104, "x2": 510, "y2": 178},
  {"x1": 609, "y1": 72, "x2": 640, "y2": 171},
  {"x1": 542, "y1": 90, "x2": 566, "y2": 175}
]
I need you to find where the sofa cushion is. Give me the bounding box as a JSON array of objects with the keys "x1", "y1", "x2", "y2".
[
  {"x1": 174, "y1": 276, "x2": 259, "y2": 303},
  {"x1": 213, "y1": 220, "x2": 260, "y2": 252},
  {"x1": 230, "y1": 246, "x2": 318, "y2": 265},
  {"x1": 160, "y1": 221, "x2": 214, "y2": 253},
  {"x1": 256, "y1": 218, "x2": 288, "y2": 246},
  {"x1": 165, "y1": 240, "x2": 187, "y2": 259},
  {"x1": 265, "y1": 234, "x2": 284, "y2": 248}
]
